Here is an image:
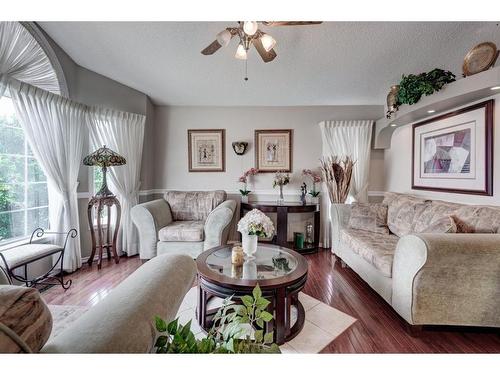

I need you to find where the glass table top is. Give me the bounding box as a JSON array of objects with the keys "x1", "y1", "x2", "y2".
[{"x1": 205, "y1": 245, "x2": 298, "y2": 281}]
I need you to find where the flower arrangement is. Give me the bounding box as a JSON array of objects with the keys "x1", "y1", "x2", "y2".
[
  {"x1": 238, "y1": 167, "x2": 259, "y2": 196},
  {"x1": 238, "y1": 209, "x2": 274, "y2": 238},
  {"x1": 272, "y1": 171, "x2": 290, "y2": 188},
  {"x1": 302, "y1": 169, "x2": 322, "y2": 197}
]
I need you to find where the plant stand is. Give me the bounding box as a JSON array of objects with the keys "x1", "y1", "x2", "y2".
[{"x1": 87, "y1": 195, "x2": 121, "y2": 269}]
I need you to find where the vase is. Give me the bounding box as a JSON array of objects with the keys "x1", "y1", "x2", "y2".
[
  {"x1": 386, "y1": 84, "x2": 400, "y2": 119},
  {"x1": 242, "y1": 233, "x2": 258, "y2": 258},
  {"x1": 242, "y1": 259, "x2": 257, "y2": 279},
  {"x1": 277, "y1": 185, "x2": 284, "y2": 205},
  {"x1": 311, "y1": 196, "x2": 319, "y2": 205},
  {"x1": 241, "y1": 195, "x2": 249, "y2": 204}
]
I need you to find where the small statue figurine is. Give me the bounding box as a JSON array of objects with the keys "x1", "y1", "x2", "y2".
[{"x1": 300, "y1": 182, "x2": 307, "y2": 205}]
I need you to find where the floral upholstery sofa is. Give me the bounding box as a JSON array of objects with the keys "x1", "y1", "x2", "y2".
[
  {"x1": 131, "y1": 190, "x2": 236, "y2": 259},
  {"x1": 331, "y1": 192, "x2": 500, "y2": 329}
]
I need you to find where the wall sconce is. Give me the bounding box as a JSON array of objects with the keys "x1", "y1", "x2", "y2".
[{"x1": 232, "y1": 141, "x2": 248, "y2": 155}]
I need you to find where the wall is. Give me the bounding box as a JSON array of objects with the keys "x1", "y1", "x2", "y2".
[
  {"x1": 153, "y1": 105, "x2": 384, "y2": 192},
  {"x1": 384, "y1": 94, "x2": 500, "y2": 205}
]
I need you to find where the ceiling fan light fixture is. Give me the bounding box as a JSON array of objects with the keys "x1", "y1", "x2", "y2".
[
  {"x1": 235, "y1": 44, "x2": 248, "y2": 60},
  {"x1": 216, "y1": 29, "x2": 232, "y2": 47},
  {"x1": 243, "y1": 21, "x2": 258, "y2": 36},
  {"x1": 260, "y1": 33, "x2": 276, "y2": 52}
]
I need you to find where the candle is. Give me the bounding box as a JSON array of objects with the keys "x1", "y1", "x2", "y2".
[{"x1": 231, "y1": 245, "x2": 244, "y2": 266}]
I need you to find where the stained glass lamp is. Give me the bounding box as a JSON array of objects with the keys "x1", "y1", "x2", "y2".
[{"x1": 83, "y1": 145, "x2": 126, "y2": 197}]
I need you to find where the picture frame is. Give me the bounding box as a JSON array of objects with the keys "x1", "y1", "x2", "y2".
[
  {"x1": 255, "y1": 129, "x2": 293, "y2": 173},
  {"x1": 188, "y1": 129, "x2": 225, "y2": 172},
  {"x1": 412, "y1": 100, "x2": 493, "y2": 196}
]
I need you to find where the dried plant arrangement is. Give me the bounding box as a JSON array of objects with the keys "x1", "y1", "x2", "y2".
[{"x1": 319, "y1": 156, "x2": 355, "y2": 203}]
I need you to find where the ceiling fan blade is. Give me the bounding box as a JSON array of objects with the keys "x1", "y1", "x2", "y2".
[
  {"x1": 253, "y1": 38, "x2": 277, "y2": 63},
  {"x1": 201, "y1": 40, "x2": 222, "y2": 55},
  {"x1": 262, "y1": 21, "x2": 323, "y2": 27}
]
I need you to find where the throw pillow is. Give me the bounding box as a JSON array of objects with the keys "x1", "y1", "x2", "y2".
[
  {"x1": 420, "y1": 216, "x2": 457, "y2": 233},
  {"x1": 450, "y1": 215, "x2": 475, "y2": 233},
  {"x1": 0, "y1": 285, "x2": 52, "y2": 352},
  {"x1": 348, "y1": 203, "x2": 389, "y2": 235}
]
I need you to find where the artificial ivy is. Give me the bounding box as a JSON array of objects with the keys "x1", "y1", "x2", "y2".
[{"x1": 397, "y1": 68, "x2": 456, "y2": 106}]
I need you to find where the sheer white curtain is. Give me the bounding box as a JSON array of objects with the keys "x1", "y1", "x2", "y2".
[
  {"x1": 0, "y1": 22, "x2": 60, "y2": 98},
  {"x1": 318, "y1": 120, "x2": 373, "y2": 248},
  {"x1": 9, "y1": 81, "x2": 86, "y2": 272},
  {"x1": 87, "y1": 108, "x2": 145, "y2": 256}
]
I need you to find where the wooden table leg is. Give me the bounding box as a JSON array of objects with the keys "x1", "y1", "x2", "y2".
[
  {"x1": 112, "y1": 199, "x2": 121, "y2": 264},
  {"x1": 106, "y1": 205, "x2": 112, "y2": 260},
  {"x1": 277, "y1": 206, "x2": 288, "y2": 248},
  {"x1": 87, "y1": 201, "x2": 96, "y2": 266},
  {"x1": 97, "y1": 200, "x2": 103, "y2": 269},
  {"x1": 197, "y1": 283, "x2": 207, "y2": 329},
  {"x1": 314, "y1": 211, "x2": 320, "y2": 250},
  {"x1": 274, "y1": 286, "x2": 287, "y2": 345}
]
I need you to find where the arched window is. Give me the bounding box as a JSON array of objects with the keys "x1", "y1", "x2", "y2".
[{"x1": 0, "y1": 22, "x2": 66, "y2": 244}]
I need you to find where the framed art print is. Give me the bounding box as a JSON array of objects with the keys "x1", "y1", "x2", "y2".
[
  {"x1": 412, "y1": 100, "x2": 493, "y2": 195},
  {"x1": 255, "y1": 129, "x2": 293, "y2": 172},
  {"x1": 188, "y1": 129, "x2": 225, "y2": 172}
]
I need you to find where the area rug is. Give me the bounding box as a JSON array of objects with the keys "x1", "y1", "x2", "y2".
[{"x1": 178, "y1": 287, "x2": 357, "y2": 353}]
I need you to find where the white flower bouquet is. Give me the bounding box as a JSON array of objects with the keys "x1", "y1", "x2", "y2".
[{"x1": 238, "y1": 209, "x2": 274, "y2": 238}]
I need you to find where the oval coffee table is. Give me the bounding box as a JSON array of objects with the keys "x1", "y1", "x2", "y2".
[{"x1": 196, "y1": 244, "x2": 308, "y2": 345}]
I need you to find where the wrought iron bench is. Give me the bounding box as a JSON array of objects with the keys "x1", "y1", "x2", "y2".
[{"x1": 0, "y1": 228, "x2": 77, "y2": 290}]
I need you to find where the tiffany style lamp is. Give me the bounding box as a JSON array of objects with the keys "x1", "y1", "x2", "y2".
[
  {"x1": 83, "y1": 146, "x2": 126, "y2": 269},
  {"x1": 83, "y1": 145, "x2": 126, "y2": 197}
]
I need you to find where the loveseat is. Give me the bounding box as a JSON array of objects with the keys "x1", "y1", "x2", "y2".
[
  {"x1": 0, "y1": 254, "x2": 196, "y2": 353},
  {"x1": 131, "y1": 190, "x2": 237, "y2": 259},
  {"x1": 331, "y1": 192, "x2": 500, "y2": 329}
]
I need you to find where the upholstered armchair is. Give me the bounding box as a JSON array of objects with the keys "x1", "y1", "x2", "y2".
[{"x1": 131, "y1": 190, "x2": 236, "y2": 259}]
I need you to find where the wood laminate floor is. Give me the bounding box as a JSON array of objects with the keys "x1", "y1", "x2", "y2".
[{"x1": 41, "y1": 250, "x2": 500, "y2": 353}]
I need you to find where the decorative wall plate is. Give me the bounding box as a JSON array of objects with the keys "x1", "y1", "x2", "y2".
[{"x1": 462, "y1": 42, "x2": 498, "y2": 77}]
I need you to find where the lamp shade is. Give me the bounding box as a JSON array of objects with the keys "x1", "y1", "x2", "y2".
[{"x1": 83, "y1": 146, "x2": 126, "y2": 168}]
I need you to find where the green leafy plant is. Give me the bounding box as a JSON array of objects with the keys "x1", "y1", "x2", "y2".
[
  {"x1": 397, "y1": 68, "x2": 456, "y2": 106},
  {"x1": 154, "y1": 284, "x2": 280, "y2": 354}
]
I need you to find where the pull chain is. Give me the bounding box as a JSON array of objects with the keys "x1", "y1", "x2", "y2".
[{"x1": 244, "y1": 59, "x2": 248, "y2": 81}]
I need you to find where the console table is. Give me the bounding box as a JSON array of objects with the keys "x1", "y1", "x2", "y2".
[{"x1": 240, "y1": 202, "x2": 320, "y2": 253}]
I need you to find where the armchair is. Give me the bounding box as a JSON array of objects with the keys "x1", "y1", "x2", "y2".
[{"x1": 131, "y1": 190, "x2": 236, "y2": 259}]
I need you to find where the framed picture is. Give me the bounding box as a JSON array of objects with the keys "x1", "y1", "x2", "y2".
[
  {"x1": 412, "y1": 100, "x2": 493, "y2": 195},
  {"x1": 188, "y1": 129, "x2": 225, "y2": 172},
  {"x1": 255, "y1": 129, "x2": 293, "y2": 172}
]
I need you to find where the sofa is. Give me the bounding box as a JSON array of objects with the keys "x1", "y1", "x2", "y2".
[
  {"x1": 131, "y1": 190, "x2": 237, "y2": 259},
  {"x1": 0, "y1": 254, "x2": 196, "y2": 353},
  {"x1": 331, "y1": 192, "x2": 500, "y2": 329}
]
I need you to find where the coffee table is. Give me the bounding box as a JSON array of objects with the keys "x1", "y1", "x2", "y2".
[{"x1": 196, "y1": 243, "x2": 308, "y2": 345}]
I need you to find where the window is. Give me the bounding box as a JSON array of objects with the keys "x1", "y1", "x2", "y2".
[{"x1": 0, "y1": 94, "x2": 49, "y2": 243}]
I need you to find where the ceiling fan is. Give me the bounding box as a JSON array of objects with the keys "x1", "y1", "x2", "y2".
[{"x1": 201, "y1": 21, "x2": 322, "y2": 65}]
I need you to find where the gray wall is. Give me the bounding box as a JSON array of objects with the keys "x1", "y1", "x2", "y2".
[{"x1": 152, "y1": 105, "x2": 385, "y2": 193}]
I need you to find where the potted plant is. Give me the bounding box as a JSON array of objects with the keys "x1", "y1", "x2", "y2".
[
  {"x1": 237, "y1": 209, "x2": 274, "y2": 258},
  {"x1": 302, "y1": 169, "x2": 322, "y2": 204},
  {"x1": 154, "y1": 284, "x2": 280, "y2": 354},
  {"x1": 272, "y1": 171, "x2": 290, "y2": 205},
  {"x1": 238, "y1": 167, "x2": 258, "y2": 203}
]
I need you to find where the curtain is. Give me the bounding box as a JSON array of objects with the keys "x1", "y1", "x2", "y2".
[
  {"x1": 0, "y1": 22, "x2": 60, "y2": 98},
  {"x1": 9, "y1": 81, "x2": 86, "y2": 272},
  {"x1": 318, "y1": 120, "x2": 373, "y2": 248},
  {"x1": 87, "y1": 108, "x2": 145, "y2": 256}
]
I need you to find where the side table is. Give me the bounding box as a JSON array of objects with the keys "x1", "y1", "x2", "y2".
[{"x1": 87, "y1": 195, "x2": 121, "y2": 269}]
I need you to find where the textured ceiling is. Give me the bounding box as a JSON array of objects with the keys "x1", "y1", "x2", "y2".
[{"x1": 39, "y1": 22, "x2": 500, "y2": 106}]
